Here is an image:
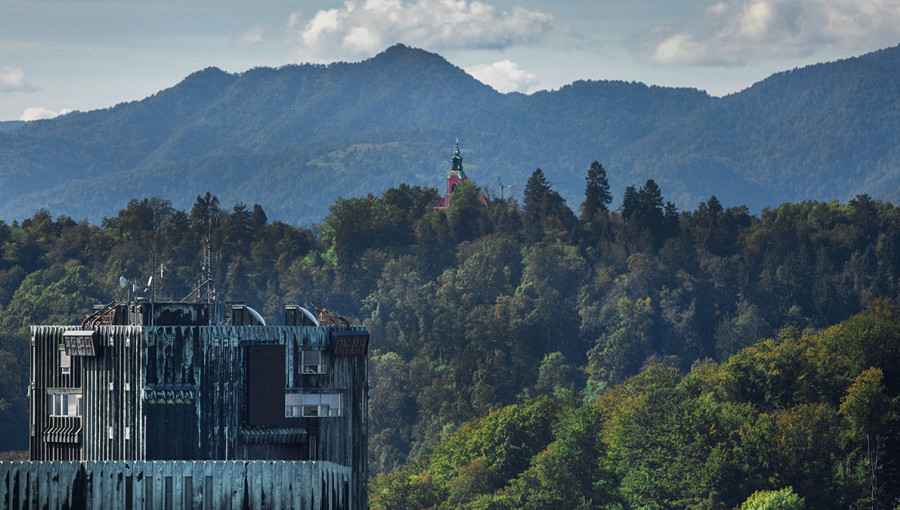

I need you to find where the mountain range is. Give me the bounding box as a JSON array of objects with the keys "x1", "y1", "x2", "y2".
[{"x1": 1, "y1": 43, "x2": 899, "y2": 224}]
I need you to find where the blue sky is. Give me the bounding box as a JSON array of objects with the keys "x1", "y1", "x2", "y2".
[{"x1": 2, "y1": 0, "x2": 899, "y2": 121}]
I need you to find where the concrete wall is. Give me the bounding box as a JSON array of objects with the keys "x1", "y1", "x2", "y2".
[{"x1": 0, "y1": 460, "x2": 354, "y2": 509}]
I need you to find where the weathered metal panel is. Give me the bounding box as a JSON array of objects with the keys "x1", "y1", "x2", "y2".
[
  {"x1": 30, "y1": 325, "x2": 82, "y2": 461},
  {"x1": 0, "y1": 462, "x2": 82, "y2": 509},
  {"x1": 28, "y1": 321, "x2": 367, "y2": 508},
  {"x1": 0, "y1": 464, "x2": 7, "y2": 507},
  {"x1": 30, "y1": 325, "x2": 144, "y2": 462}
]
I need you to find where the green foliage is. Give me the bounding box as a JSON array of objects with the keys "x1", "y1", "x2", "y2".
[
  {"x1": 446, "y1": 180, "x2": 489, "y2": 243},
  {"x1": 741, "y1": 487, "x2": 805, "y2": 510},
  {"x1": 533, "y1": 352, "x2": 585, "y2": 398},
  {"x1": 3, "y1": 159, "x2": 900, "y2": 507},
  {"x1": 372, "y1": 304, "x2": 900, "y2": 509},
  {"x1": 841, "y1": 367, "x2": 890, "y2": 442},
  {"x1": 427, "y1": 397, "x2": 561, "y2": 486},
  {"x1": 370, "y1": 463, "x2": 444, "y2": 510},
  {"x1": 581, "y1": 161, "x2": 613, "y2": 219},
  {"x1": 0, "y1": 261, "x2": 103, "y2": 338},
  {"x1": 587, "y1": 296, "x2": 656, "y2": 385}
]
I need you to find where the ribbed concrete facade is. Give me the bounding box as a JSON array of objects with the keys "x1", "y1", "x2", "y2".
[
  {"x1": 26, "y1": 303, "x2": 369, "y2": 509},
  {"x1": 0, "y1": 460, "x2": 353, "y2": 509}
]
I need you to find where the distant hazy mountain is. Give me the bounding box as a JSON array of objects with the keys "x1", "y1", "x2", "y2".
[
  {"x1": 1, "y1": 43, "x2": 899, "y2": 224},
  {"x1": 0, "y1": 121, "x2": 24, "y2": 134}
]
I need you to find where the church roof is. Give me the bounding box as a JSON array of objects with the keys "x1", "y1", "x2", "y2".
[{"x1": 449, "y1": 140, "x2": 466, "y2": 179}]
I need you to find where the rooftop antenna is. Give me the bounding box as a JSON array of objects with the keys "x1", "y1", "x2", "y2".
[
  {"x1": 119, "y1": 276, "x2": 134, "y2": 324},
  {"x1": 119, "y1": 275, "x2": 132, "y2": 303},
  {"x1": 180, "y1": 200, "x2": 219, "y2": 324},
  {"x1": 205, "y1": 209, "x2": 214, "y2": 324},
  {"x1": 202, "y1": 204, "x2": 223, "y2": 324},
  {"x1": 149, "y1": 250, "x2": 156, "y2": 326},
  {"x1": 497, "y1": 177, "x2": 513, "y2": 200}
]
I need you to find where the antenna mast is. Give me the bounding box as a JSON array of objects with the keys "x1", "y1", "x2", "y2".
[{"x1": 205, "y1": 210, "x2": 217, "y2": 324}]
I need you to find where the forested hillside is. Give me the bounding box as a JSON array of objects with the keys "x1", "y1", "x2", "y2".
[
  {"x1": 1, "y1": 43, "x2": 900, "y2": 223},
  {"x1": 1, "y1": 163, "x2": 898, "y2": 506},
  {"x1": 371, "y1": 304, "x2": 900, "y2": 509}
]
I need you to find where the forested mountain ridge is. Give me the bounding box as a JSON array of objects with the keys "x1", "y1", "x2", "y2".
[
  {"x1": 637, "y1": 45, "x2": 900, "y2": 204},
  {"x1": 2, "y1": 43, "x2": 900, "y2": 223},
  {"x1": 0, "y1": 121, "x2": 24, "y2": 133}
]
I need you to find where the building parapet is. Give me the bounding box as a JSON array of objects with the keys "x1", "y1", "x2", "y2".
[{"x1": 0, "y1": 460, "x2": 353, "y2": 509}]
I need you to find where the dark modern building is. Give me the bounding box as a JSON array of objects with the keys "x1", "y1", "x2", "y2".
[{"x1": 10, "y1": 299, "x2": 369, "y2": 509}]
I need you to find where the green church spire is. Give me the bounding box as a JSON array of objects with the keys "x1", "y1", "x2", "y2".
[{"x1": 450, "y1": 139, "x2": 466, "y2": 179}]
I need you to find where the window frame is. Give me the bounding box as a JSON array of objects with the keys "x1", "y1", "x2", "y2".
[
  {"x1": 300, "y1": 350, "x2": 326, "y2": 374},
  {"x1": 285, "y1": 392, "x2": 343, "y2": 418},
  {"x1": 59, "y1": 347, "x2": 71, "y2": 375},
  {"x1": 49, "y1": 392, "x2": 82, "y2": 417}
]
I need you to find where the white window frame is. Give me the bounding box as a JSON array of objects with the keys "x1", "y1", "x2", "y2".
[
  {"x1": 285, "y1": 392, "x2": 342, "y2": 418},
  {"x1": 301, "y1": 350, "x2": 326, "y2": 374},
  {"x1": 49, "y1": 392, "x2": 82, "y2": 417},
  {"x1": 59, "y1": 347, "x2": 71, "y2": 375}
]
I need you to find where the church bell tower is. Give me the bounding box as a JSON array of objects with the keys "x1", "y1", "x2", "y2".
[{"x1": 435, "y1": 140, "x2": 467, "y2": 210}]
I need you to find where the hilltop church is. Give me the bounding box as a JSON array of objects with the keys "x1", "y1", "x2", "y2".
[{"x1": 435, "y1": 140, "x2": 468, "y2": 211}]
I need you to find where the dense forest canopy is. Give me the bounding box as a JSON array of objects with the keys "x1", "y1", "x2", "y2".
[
  {"x1": 2, "y1": 43, "x2": 900, "y2": 223},
  {"x1": 0, "y1": 163, "x2": 899, "y2": 507},
  {"x1": 371, "y1": 304, "x2": 900, "y2": 509}
]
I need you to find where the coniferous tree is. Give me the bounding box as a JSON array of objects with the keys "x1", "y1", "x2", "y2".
[
  {"x1": 622, "y1": 185, "x2": 639, "y2": 222},
  {"x1": 524, "y1": 168, "x2": 550, "y2": 214},
  {"x1": 638, "y1": 179, "x2": 666, "y2": 242},
  {"x1": 524, "y1": 168, "x2": 551, "y2": 242},
  {"x1": 581, "y1": 161, "x2": 612, "y2": 222},
  {"x1": 664, "y1": 201, "x2": 680, "y2": 238},
  {"x1": 638, "y1": 179, "x2": 664, "y2": 218},
  {"x1": 225, "y1": 202, "x2": 253, "y2": 257},
  {"x1": 250, "y1": 204, "x2": 268, "y2": 232}
]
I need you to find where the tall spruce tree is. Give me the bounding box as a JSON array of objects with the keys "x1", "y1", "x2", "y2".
[
  {"x1": 622, "y1": 185, "x2": 639, "y2": 221},
  {"x1": 524, "y1": 168, "x2": 550, "y2": 212},
  {"x1": 524, "y1": 168, "x2": 551, "y2": 242},
  {"x1": 638, "y1": 179, "x2": 664, "y2": 215},
  {"x1": 581, "y1": 161, "x2": 612, "y2": 222},
  {"x1": 664, "y1": 201, "x2": 680, "y2": 238}
]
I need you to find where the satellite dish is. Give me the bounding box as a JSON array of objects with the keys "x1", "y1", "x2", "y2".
[
  {"x1": 299, "y1": 306, "x2": 319, "y2": 327},
  {"x1": 244, "y1": 306, "x2": 267, "y2": 327},
  {"x1": 119, "y1": 276, "x2": 128, "y2": 289}
]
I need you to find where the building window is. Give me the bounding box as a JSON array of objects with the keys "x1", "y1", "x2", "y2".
[
  {"x1": 285, "y1": 393, "x2": 342, "y2": 418},
  {"x1": 59, "y1": 349, "x2": 71, "y2": 375},
  {"x1": 62, "y1": 330, "x2": 97, "y2": 356},
  {"x1": 301, "y1": 350, "x2": 326, "y2": 374},
  {"x1": 49, "y1": 393, "x2": 82, "y2": 417}
]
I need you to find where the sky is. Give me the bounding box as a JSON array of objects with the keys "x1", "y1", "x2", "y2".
[{"x1": 2, "y1": 0, "x2": 900, "y2": 121}]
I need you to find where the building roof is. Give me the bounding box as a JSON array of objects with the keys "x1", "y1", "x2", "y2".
[{"x1": 449, "y1": 140, "x2": 466, "y2": 180}]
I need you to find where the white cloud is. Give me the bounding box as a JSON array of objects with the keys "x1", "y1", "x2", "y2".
[
  {"x1": 0, "y1": 66, "x2": 35, "y2": 93},
  {"x1": 650, "y1": 0, "x2": 900, "y2": 65},
  {"x1": 236, "y1": 27, "x2": 266, "y2": 46},
  {"x1": 286, "y1": 0, "x2": 553, "y2": 61},
  {"x1": 465, "y1": 60, "x2": 538, "y2": 93},
  {"x1": 20, "y1": 107, "x2": 71, "y2": 121}
]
